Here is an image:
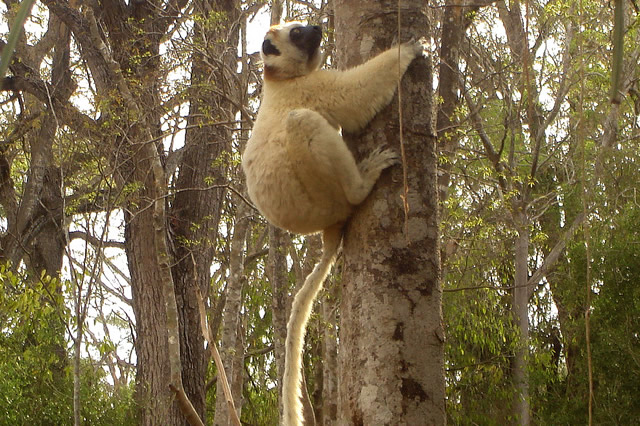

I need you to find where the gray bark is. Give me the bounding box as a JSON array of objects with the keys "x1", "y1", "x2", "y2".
[
  {"x1": 333, "y1": 1, "x2": 445, "y2": 424},
  {"x1": 321, "y1": 279, "x2": 338, "y2": 425},
  {"x1": 513, "y1": 217, "x2": 530, "y2": 425},
  {"x1": 269, "y1": 225, "x2": 289, "y2": 421},
  {"x1": 214, "y1": 209, "x2": 249, "y2": 425},
  {"x1": 175, "y1": 0, "x2": 240, "y2": 421}
]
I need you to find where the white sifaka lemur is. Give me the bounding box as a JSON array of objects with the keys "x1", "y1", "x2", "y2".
[{"x1": 242, "y1": 21, "x2": 423, "y2": 426}]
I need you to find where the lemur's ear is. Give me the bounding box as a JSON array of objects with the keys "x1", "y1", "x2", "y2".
[{"x1": 262, "y1": 39, "x2": 281, "y2": 56}]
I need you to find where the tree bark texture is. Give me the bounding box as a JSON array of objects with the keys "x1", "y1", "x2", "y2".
[
  {"x1": 214, "y1": 207, "x2": 249, "y2": 425},
  {"x1": 334, "y1": 1, "x2": 445, "y2": 424},
  {"x1": 172, "y1": 0, "x2": 240, "y2": 421},
  {"x1": 436, "y1": 0, "x2": 465, "y2": 205},
  {"x1": 126, "y1": 207, "x2": 177, "y2": 424},
  {"x1": 513, "y1": 217, "x2": 530, "y2": 426},
  {"x1": 34, "y1": 0, "x2": 198, "y2": 423},
  {"x1": 321, "y1": 279, "x2": 339, "y2": 425},
  {"x1": 269, "y1": 225, "x2": 289, "y2": 421}
]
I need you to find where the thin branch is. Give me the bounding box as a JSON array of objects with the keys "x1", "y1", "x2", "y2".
[
  {"x1": 243, "y1": 248, "x2": 269, "y2": 269},
  {"x1": 196, "y1": 288, "x2": 242, "y2": 426},
  {"x1": 1, "y1": 74, "x2": 99, "y2": 140},
  {"x1": 526, "y1": 211, "x2": 585, "y2": 294},
  {"x1": 463, "y1": 85, "x2": 509, "y2": 193},
  {"x1": 68, "y1": 230, "x2": 125, "y2": 249},
  {"x1": 245, "y1": 345, "x2": 274, "y2": 358}
]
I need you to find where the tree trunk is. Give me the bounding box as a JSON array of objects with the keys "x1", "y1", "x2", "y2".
[
  {"x1": 436, "y1": 0, "x2": 465, "y2": 205},
  {"x1": 513, "y1": 215, "x2": 530, "y2": 425},
  {"x1": 214, "y1": 208, "x2": 249, "y2": 425},
  {"x1": 333, "y1": 1, "x2": 445, "y2": 424},
  {"x1": 320, "y1": 280, "x2": 338, "y2": 425},
  {"x1": 126, "y1": 205, "x2": 177, "y2": 425},
  {"x1": 269, "y1": 225, "x2": 289, "y2": 421},
  {"x1": 171, "y1": 0, "x2": 240, "y2": 420}
]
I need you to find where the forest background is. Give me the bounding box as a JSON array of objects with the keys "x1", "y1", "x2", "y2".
[{"x1": 0, "y1": 0, "x2": 638, "y2": 425}]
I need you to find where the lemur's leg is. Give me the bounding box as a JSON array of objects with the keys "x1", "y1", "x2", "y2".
[
  {"x1": 350, "y1": 146, "x2": 399, "y2": 204},
  {"x1": 286, "y1": 108, "x2": 398, "y2": 206}
]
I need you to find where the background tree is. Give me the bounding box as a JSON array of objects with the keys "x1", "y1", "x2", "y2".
[
  {"x1": 173, "y1": 0, "x2": 240, "y2": 422},
  {"x1": 439, "y1": 0, "x2": 640, "y2": 423}
]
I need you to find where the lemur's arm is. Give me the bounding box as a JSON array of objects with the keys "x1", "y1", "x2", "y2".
[{"x1": 322, "y1": 41, "x2": 423, "y2": 133}]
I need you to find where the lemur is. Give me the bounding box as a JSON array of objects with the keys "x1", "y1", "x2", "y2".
[{"x1": 242, "y1": 22, "x2": 423, "y2": 426}]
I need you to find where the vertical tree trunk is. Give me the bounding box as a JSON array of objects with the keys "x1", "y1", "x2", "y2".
[
  {"x1": 333, "y1": 1, "x2": 445, "y2": 424},
  {"x1": 214, "y1": 208, "x2": 249, "y2": 425},
  {"x1": 171, "y1": 0, "x2": 240, "y2": 420},
  {"x1": 230, "y1": 318, "x2": 246, "y2": 412},
  {"x1": 126, "y1": 205, "x2": 176, "y2": 425},
  {"x1": 513, "y1": 215, "x2": 530, "y2": 425},
  {"x1": 269, "y1": 225, "x2": 289, "y2": 421},
  {"x1": 321, "y1": 281, "x2": 338, "y2": 425},
  {"x1": 436, "y1": 0, "x2": 465, "y2": 205}
]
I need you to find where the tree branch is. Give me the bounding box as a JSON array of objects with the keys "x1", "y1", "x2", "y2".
[
  {"x1": 526, "y1": 211, "x2": 585, "y2": 296},
  {"x1": 1, "y1": 74, "x2": 99, "y2": 141},
  {"x1": 196, "y1": 288, "x2": 241, "y2": 426},
  {"x1": 68, "y1": 230, "x2": 125, "y2": 249},
  {"x1": 463, "y1": 85, "x2": 509, "y2": 194}
]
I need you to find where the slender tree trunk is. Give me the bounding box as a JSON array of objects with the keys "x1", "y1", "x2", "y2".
[
  {"x1": 214, "y1": 209, "x2": 249, "y2": 425},
  {"x1": 73, "y1": 295, "x2": 83, "y2": 426},
  {"x1": 334, "y1": 1, "x2": 445, "y2": 424},
  {"x1": 436, "y1": 0, "x2": 465, "y2": 205},
  {"x1": 321, "y1": 280, "x2": 338, "y2": 425},
  {"x1": 230, "y1": 318, "x2": 246, "y2": 412},
  {"x1": 513, "y1": 214, "x2": 530, "y2": 425},
  {"x1": 269, "y1": 225, "x2": 289, "y2": 421}
]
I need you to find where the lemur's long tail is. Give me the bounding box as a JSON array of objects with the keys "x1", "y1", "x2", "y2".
[{"x1": 283, "y1": 225, "x2": 342, "y2": 426}]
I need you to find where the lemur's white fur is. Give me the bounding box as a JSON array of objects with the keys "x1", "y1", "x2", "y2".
[{"x1": 242, "y1": 21, "x2": 423, "y2": 426}]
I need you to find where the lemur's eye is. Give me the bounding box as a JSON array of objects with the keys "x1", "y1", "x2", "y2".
[{"x1": 290, "y1": 27, "x2": 302, "y2": 38}]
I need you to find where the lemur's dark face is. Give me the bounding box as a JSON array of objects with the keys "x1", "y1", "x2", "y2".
[{"x1": 262, "y1": 22, "x2": 323, "y2": 81}]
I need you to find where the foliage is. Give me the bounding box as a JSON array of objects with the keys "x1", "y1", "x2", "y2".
[
  {"x1": 438, "y1": 0, "x2": 640, "y2": 422},
  {"x1": 445, "y1": 287, "x2": 518, "y2": 424},
  {"x1": 240, "y1": 264, "x2": 280, "y2": 425},
  {"x1": 534, "y1": 151, "x2": 640, "y2": 424},
  {"x1": 0, "y1": 266, "x2": 134, "y2": 425},
  {"x1": 0, "y1": 267, "x2": 69, "y2": 425},
  {"x1": 588, "y1": 207, "x2": 640, "y2": 423}
]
